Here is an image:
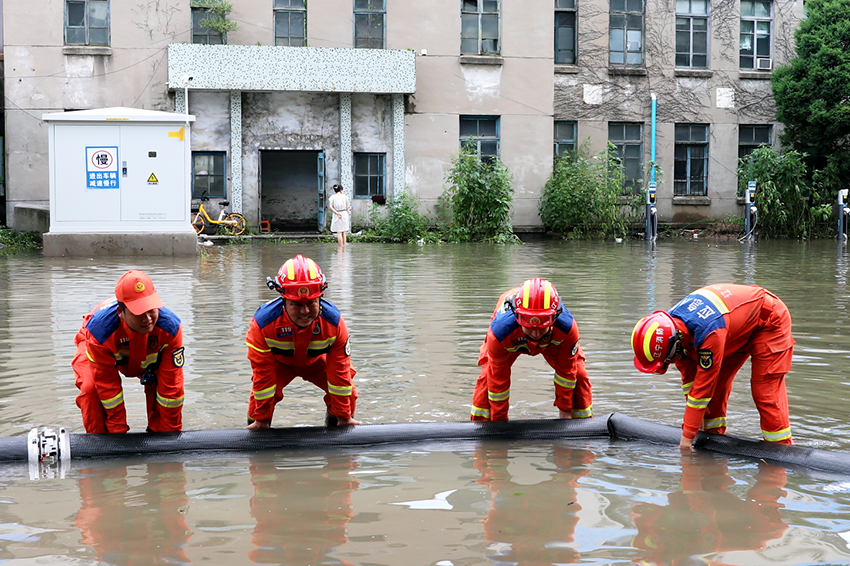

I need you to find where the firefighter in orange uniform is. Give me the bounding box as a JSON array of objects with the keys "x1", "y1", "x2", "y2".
[
  {"x1": 631, "y1": 284, "x2": 795, "y2": 450},
  {"x1": 470, "y1": 278, "x2": 592, "y2": 421},
  {"x1": 630, "y1": 455, "x2": 787, "y2": 565},
  {"x1": 72, "y1": 270, "x2": 185, "y2": 433},
  {"x1": 246, "y1": 254, "x2": 360, "y2": 428}
]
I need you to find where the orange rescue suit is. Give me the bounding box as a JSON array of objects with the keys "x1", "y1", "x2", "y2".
[
  {"x1": 470, "y1": 288, "x2": 592, "y2": 421},
  {"x1": 669, "y1": 284, "x2": 794, "y2": 443},
  {"x1": 72, "y1": 299, "x2": 185, "y2": 433},
  {"x1": 246, "y1": 298, "x2": 357, "y2": 423}
]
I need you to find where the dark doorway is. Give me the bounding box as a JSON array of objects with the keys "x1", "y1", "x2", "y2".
[{"x1": 259, "y1": 150, "x2": 325, "y2": 232}]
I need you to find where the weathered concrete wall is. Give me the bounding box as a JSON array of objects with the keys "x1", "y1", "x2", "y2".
[
  {"x1": 351, "y1": 93, "x2": 393, "y2": 222},
  {"x1": 189, "y1": 91, "x2": 232, "y2": 218},
  {"x1": 43, "y1": 232, "x2": 197, "y2": 257}
]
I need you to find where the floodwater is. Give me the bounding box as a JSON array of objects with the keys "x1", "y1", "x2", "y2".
[{"x1": 1, "y1": 239, "x2": 849, "y2": 565}]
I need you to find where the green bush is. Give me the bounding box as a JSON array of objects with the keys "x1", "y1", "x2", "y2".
[
  {"x1": 539, "y1": 142, "x2": 636, "y2": 238},
  {"x1": 366, "y1": 191, "x2": 431, "y2": 243},
  {"x1": 0, "y1": 228, "x2": 42, "y2": 254},
  {"x1": 737, "y1": 145, "x2": 833, "y2": 238},
  {"x1": 441, "y1": 141, "x2": 517, "y2": 243}
]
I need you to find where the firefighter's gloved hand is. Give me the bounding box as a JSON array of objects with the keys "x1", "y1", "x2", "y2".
[{"x1": 140, "y1": 369, "x2": 157, "y2": 386}]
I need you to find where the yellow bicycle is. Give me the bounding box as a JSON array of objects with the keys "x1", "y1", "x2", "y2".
[{"x1": 192, "y1": 196, "x2": 247, "y2": 236}]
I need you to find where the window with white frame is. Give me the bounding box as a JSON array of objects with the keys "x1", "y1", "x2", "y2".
[
  {"x1": 674, "y1": 124, "x2": 709, "y2": 196},
  {"x1": 274, "y1": 0, "x2": 306, "y2": 47},
  {"x1": 740, "y1": 0, "x2": 772, "y2": 70},
  {"x1": 354, "y1": 153, "x2": 386, "y2": 197},
  {"x1": 192, "y1": 5, "x2": 224, "y2": 44},
  {"x1": 65, "y1": 0, "x2": 109, "y2": 45},
  {"x1": 555, "y1": 0, "x2": 577, "y2": 64},
  {"x1": 676, "y1": 0, "x2": 708, "y2": 68},
  {"x1": 461, "y1": 0, "x2": 500, "y2": 55},
  {"x1": 738, "y1": 125, "x2": 772, "y2": 159},
  {"x1": 460, "y1": 116, "x2": 500, "y2": 162},
  {"x1": 609, "y1": 0, "x2": 643, "y2": 65},
  {"x1": 554, "y1": 121, "x2": 577, "y2": 158},
  {"x1": 193, "y1": 152, "x2": 227, "y2": 198},
  {"x1": 609, "y1": 122, "x2": 643, "y2": 194},
  {"x1": 354, "y1": 0, "x2": 385, "y2": 49}
]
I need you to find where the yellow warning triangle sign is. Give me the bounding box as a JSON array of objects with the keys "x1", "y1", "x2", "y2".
[{"x1": 147, "y1": 173, "x2": 159, "y2": 183}]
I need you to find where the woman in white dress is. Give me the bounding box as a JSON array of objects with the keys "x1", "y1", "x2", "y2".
[{"x1": 328, "y1": 184, "x2": 350, "y2": 246}]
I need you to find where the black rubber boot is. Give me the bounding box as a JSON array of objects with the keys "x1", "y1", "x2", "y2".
[{"x1": 325, "y1": 412, "x2": 338, "y2": 427}]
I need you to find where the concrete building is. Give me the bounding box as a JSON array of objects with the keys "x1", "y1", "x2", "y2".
[{"x1": 3, "y1": 0, "x2": 802, "y2": 232}]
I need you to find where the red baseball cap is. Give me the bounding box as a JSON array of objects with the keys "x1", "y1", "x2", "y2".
[{"x1": 115, "y1": 270, "x2": 163, "y2": 315}]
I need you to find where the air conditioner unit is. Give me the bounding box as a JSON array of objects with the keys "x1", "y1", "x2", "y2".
[{"x1": 756, "y1": 58, "x2": 772, "y2": 70}]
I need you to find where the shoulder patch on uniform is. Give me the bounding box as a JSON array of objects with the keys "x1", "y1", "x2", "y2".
[
  {"x1": 571, "y1": 341, "x2": 579, "y2": 356},
  {"x1": 86, "y1": 305, "x2": 122, "y2": 344},
  {"x1": 254, "y1": 298, "x2": 285, "y2": 329},
  {"x1": 319, "y1": 299, "x2": 341, "y2": 326},
  {"x1": 155, "y1": 307, "x2": 181, "y2": 336},
  {"x1": 344, "y1": 337, "x2": 351, "y2": 357},
  {"x1": 172, "y1": 347, "x2": 185, "y2": 368},
  {"x1": 698, "y1": 349, "x2": 714, "y2": 370}
]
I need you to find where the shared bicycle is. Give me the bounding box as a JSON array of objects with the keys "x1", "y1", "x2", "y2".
[{"x1": 192, "y1": 196, "x2": 247, "y2": 236}]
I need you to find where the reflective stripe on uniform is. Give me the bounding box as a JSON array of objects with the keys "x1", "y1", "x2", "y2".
[
  {"x1": 763, "y1": 427, "x2": 792, "y2": 442},
  {"x1": 263, "y1": 338, "x2": 295, "y2": 353},
  {"x1": 100, "y1": 391, "x2": 124, "y2": 410},
  {"x1": 328, "y1": 383, "x2": 353, "y2": 396},
  {"x1": 686, "y1": 395, "x2": 711, "y2": 410},
  {"x1": 554, "y1": 372, "x2": 576, "y2": 389},
  {"x1": 309, "y1": 337, "x2": 337, "y2": 350},
  {"x1": 140, "y1": 352, "x2": 159, "y2": 369},
  {"x1": 156, "y1": 392, "x2": 184, "y2": 408},
  {"x1": 246, "y1": 340, "x2": 272, "y2": 354},
  {"x1": 488, "y1": 389, "x2": 510, "y2": 402},
  {"x1": 253, "y1": 385, "x2": 276, "y2": 400},
  {"x1": 703, "y1": 416, "x2": 726, "y2": 431},
  {"x1": 682, "y1": 381, "x2": 693, "y2": 396},
  {"x1": 470, "y1": 405, "x2": 491, "y2": 418},
  {"x1": 692, "y1": 288, "x2": 731, "y2": 314},
  {"x1": 572, "y1": 405, "x2": 592, "y2": 418}
]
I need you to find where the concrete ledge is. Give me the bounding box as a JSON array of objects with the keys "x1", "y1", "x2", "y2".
[
  {"x1": 13, "y1": 204, "x2": 50, "y2": 233},
  {"x1": 43, "y1": 232, "x2": 198, "y2": 257}
]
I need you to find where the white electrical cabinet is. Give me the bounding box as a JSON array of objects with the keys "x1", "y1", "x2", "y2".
[{"x1": 43, "y1": 107, "x2": 196, "y2": 233}]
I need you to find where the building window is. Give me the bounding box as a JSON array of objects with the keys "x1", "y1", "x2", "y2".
[
  {"x1": 354, "y1": 0, "x2": 385, "y2": 49},
  {"x1": 193, "y1": 152, "x2": 227, "y2": 198},
  {"x1": 738, "y1": 125, "x2": 772, "y2": 159},
  {"x1": 192, "y1": 6, "x2": 224, "y2": 44},
  {"x1": 460, "y1": 116, "x2": 500, "y2": 162},
  {"x1": 65, "y1": 0, "x2": 110, "y2": 45},
  {"x1": 353, "y1": 154, "x2": 385, "y2": 197},
  {"x1": 609, "y1": 122, "x2": 643, "y2": 193},
  {"x1": 461, "y1": 0, "x2": 500, "y2": 55},
  {"x1": 676, "y1": 0, "x2": 708, "y2": 68},
  {"x1": 554, "y1": 121, "x2": 577, "y2": 157},
  {"x1": 609, "y1": 0, "x2": 643, "y2": 65},
  {"x1": 555, "y1": 0, "x2": 577, "y2": 64},
  {"x1": 274, "y1": 0, "x2": 306, "y2": 47},
  {"x1": 740, "y1": 0, "x2": 772, "y2": 70},
  {"x1": 674, "y1": 124, "x2": 708, "y2": 196}
]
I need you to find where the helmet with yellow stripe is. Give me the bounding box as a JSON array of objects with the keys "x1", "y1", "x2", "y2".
[
  {"x1": 631, "y1": 311, "x2": 680, "y2": 374},
  {"x1": 511, "y1": 278, "x2": 561, "y2": 329},
  {"x1": 269, "y1": 254, "x2": 327, "y2": 301}
]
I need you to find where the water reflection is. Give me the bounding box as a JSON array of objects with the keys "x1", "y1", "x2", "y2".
[
  {"x1": 630, "y1": 455, "x2": 787, "y2": 565},
  {"x1": 474, "y1": 446, "x2": 595, "y2": 564},
  {"x1": 248, "y1": 453, "x2": 358, "y2": 564},
  {"x1": 74, "y1": 461, "x2": 191, "y2": 564}
]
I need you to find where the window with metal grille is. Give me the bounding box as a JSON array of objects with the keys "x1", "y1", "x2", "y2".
[
  {"x1": 674, "y1": 124, "x2": 709, "y2": 196},
  {"x1": 193, "y1": 152, "x2": 227, "y2": 198},
  {"x1": 740, "y1": 0, "x2": 772, "y2": 69},
  {"x1": 609, "y1": 0, "x2": 643, "y2": 65},
  {"x1": 738, "y1": 125, "x2": 772, "y2": 159},
  {"x1": 676, "y1": 0, "x2": 708, "y2": 68},
  {"x1": 274, "y1": 0, "x2": 306, "y2": 47},
  {"x1": 554, "y1": 121, "x2": 577, "y2": 158},
  {"x1": 555, "y1": 0, "x2": 577, "y2": 64},
  {"x1": 354, "y1": 153, "x2": 385, "y2": 197},
  {"x1": 609, "y1": 122, "x2": 644, "y2": 194},
  {"x1": 460, "y1": 116, "x2": 500, "y2": 163},
  {"x1": 192, "y1": 6, "x2": 224, "y2": 44},
  {"x1": 65, "y1": 0, "x2": 110, "y2": 45},
  {"x1": 354, "y1": 0, "x2": 385, "y2": 49},
  {"x1": 461, "y1": 0, "x2": 500, "y2": 55}
]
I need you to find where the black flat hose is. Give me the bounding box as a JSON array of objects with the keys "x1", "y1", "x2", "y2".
[{"x1": 4, "y1": 414, "x2": 850, "y2": 476}]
